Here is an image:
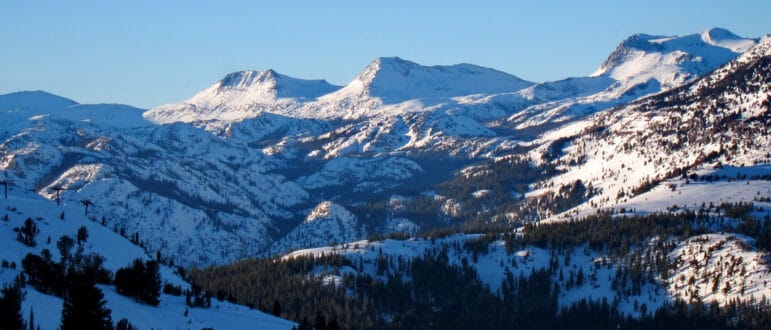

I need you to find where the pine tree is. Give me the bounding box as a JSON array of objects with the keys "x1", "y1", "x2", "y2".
[
  {"x1": 77, "y1": 226, "x2": 89, "y2": 244},
  {"x1": 314, "y1": 311, "x2": 327, "y2": 330},
  {"x1": 57, "y1": 236, "x2": 75, "y2": 267},
  {"x1": 16, "y1": 218, "x2": 38, "y2": 247},
  {"x1": 60, "y1": 274, "x2": 112, "y2": 330},
  {"x1": 0, "y1": 283, "x2": 25, "y2": 330},
  {"x1": 115, "y1": 318, "x2": 137, "y2": 330},
  {"x1": 27, "y1": 308, "x2": 34, "y2": 330},
  {"x1": 272, "y1": 299, "x2": 282, "y2": 317},
  {"x1": 144, "y1": 260, "x2": 162, "y2": 306},
  {"x1": 114, "y1": 259, "x2": 161, "y2": 306}
]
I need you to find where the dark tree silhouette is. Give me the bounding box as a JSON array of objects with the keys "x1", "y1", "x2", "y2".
[
  {"x1": 114, "y1": 259, "x2": 161, "y2": 306},
  {"x1": 16, "y1": 218, "x2": 39, "y2": 247},
  {"x1": 314, "y1": 312, "x2": 327, "y2": 330},
  {"x1": 273, "y1": 299, "x2": 282, "y2": 317},
  {"x1": 115, "y1": 318, "x2": 137, "y2": 330},
  {"x1": 60, "y1": 274, "x2": 112, "y2": 330},
  {"x1": 77, "y1": 226, "x2": 89, "y2": 244},
  {"x1": 28, "y1": 308, "x2": 34, "y2": 330},
  {"x1": 0, "y1": 283, "x2": 25, "y2": 330},
  {"x1": 57, "y1": 236, "x2": 75, "y2": 267}
]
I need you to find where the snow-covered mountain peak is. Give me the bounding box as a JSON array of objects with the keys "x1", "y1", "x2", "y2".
[
  {"x1": 266, "y1": 201, "x2": 362, "y2": 255},
  {"x1": 306, "y1": 201, "x2": 351, "y2": 223},
  {"x1": 218, "y1": 69, "x2": 277, "y2": 89},
  {"x1": 210, "y1": 69, "x2": 339, "y2": 100},
  {"x1": 0, "y1": 90, "x2": 151, "y2": 129},
  {"x1": 700, "y1": 27, "x2": 757, "y2": 52},
  {"x1": 192, "y1": 69, "x2": 341, "y2": 103},
  {"x1": 327, "y1": 56, "x2": 534, "y2": 102},
  {"x1": 0, "y1": 90, "x2": 78, "y2": 112},
  {"x1": 591, "y1": 29, "x2": 756, "y2": 90},
  {"x1": 144, "y1": 69, "x2": 342, "y2": 124}
]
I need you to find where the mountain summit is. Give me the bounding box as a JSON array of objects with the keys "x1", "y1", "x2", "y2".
[
  {"x1": 331, "y1": 57, "x2": 533, "y2": 102},
  {"x1": 592, "y1": 28, "x2": 757, "y2": 89},
  {"x1": 210, "y1": 69, "x2": 341, "y2": 101},
  {"x1": 0, "y1": 90, "x2": 148, "y2": 129},
  {"x1": 144, "y1": 69, "x2": 341, "y2": 124},
  {"x1": 147, "y1": 58, "x2": 534, "y2": 122},
  {"x1": 700, "y1": 27, "x2": 758, "y2": 52}
]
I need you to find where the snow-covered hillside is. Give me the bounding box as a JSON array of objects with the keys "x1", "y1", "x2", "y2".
[
  {"x1": 508, "y1": 28, "x2": 758, "y2": 129},
  {"x1": 281, "y1": 231, "x2": 771, "y2": 316},
  {"x1": 0, "y1": 112, "x2": 310, "y2": 265},
  {"x1": 0, "y1": 189, "x2": 294, "y2": 329},
  {"x1": 529, "y1": 35, "x2": 771, "y2": 221},
  {"x1": 267, "y1": 201, "x2": 362, "y2": 256},
  {"x1": 308, "y1": 57, "x2": 534, "y2": 119},
  {"x1": 0, "y1": 91, "x2": 150, "y2": 131},
  {"x1": 667, "y1": 233, "x2": 771, "y2": 305},
  {"x1": 593, "y1": 28, "x2": 755, "y2": 85}
]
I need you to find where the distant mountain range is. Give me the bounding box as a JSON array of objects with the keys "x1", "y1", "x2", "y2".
[
  {"x1": 2, "y1": 27, "x2": 770, "y2": 329},
  {"x1": 0, "y1": 28, "x2": 767, "y2": 266}
]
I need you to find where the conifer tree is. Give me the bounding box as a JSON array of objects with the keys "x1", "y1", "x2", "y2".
[
  {"x1": 60, "y1": 274, "x2": 112, "y2": 330},
  {"x1": 114, "y1": 259, "x2": 161, "y2": 306},
  {"x1": 0, "y1": 283, "x2": 25, "y2": 330},
  {"x1": 116, "y1": 318, "x2": 137, "y2": 330},
  {"x1": 273, "y1": 299, "x2": 282, "y2": 317},
  {"x1": 27, "y1": 308, "x2": 34, "y2": 330},
  {"x1": 17, "y1": 218, "x2": 39, "y2": 247},
  {"x1": 77, "y1": 226, "x2": 89, "y2": 244}
]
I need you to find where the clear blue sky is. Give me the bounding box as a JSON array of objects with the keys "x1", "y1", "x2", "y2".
[{"x1": 1, "y1": 0, "x2": 769, "y2": 108}]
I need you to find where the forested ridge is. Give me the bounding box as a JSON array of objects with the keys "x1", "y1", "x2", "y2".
[{"x1": 191, "y1": 206, "x2": 771, "y2": 329}]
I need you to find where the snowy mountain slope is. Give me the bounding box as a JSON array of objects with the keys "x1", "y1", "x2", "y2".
[
  {"x1": 56, "y1": 103, "x2": 150, "y2": 129},
  {"x1": 225, "y1": 112, "x2": 333, "y2": 143},
  {"x1": 267, "y1": 201, "x2": 362, "y2": 256},
  {"x1": 313, "y1": 57, "x2": 534, "y2": 113},
  {"x1": 143, "y1": 29, "x2": 755, "y2": 165},
  {"x1": 592, "y1": 28, "x2": 756, "y2": 84},
  {"x1": 1, "y1": 115, "x2": 311, "y2": 266},
  {"x1": 0, "y1": 189, "x2": 294, "y2": 330},
  {"x1": 544, "y1": 174, "x2": 771, "y2": 225},
  {"x1": 146, "y1": 57, "x2": 534, "y2": 125},
  {"x1": 143, "y1": 57, "x2": 538, "y2": 164},
  {"x1": 285, "y1": 28, "x2": 757, "y2": 159},
  {"x1": 517, "y1": 76, "x2": 617, "y2": 103},
  {"x1": 350, "y1": 57, "x2": 534, "y2": 100},
  {"x1": 529, "y1": 35, "x2": 771, "y2": 221},
  {"x1": 297, "y1": 156, "x2": 423, "y2": 191},
  {"x1": 0, "y1": 91, "x2": 150, "y2": 130},
  {"x1": 281, "y1": 235, "x2": 555, "y2": 295},
  {"x1": 280, "y1": 231, "x2": 771, "y2": 317},
  {"x1": 0, "y1": 91, "x2": 77, "y2": 115},
  {"x1": 145, "y1": 69, "x2": 341, "y2": 124},
  {"x1": 667, "y1": 233, "x2": 771, "y2": 305},
  {"x1": 506, "y1": 28, "x2": 758, "y2": 130},
  {"x1": 618, "y1": 173, "x2": 771, "y2": 217},
  {"x1": 700, "y1": 27, "x2": 758, "y2": 53}
]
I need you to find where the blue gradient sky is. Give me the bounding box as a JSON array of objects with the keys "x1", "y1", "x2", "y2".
[{"x1": 1, "y1": 0, "x2": 769, "y2": 108}]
